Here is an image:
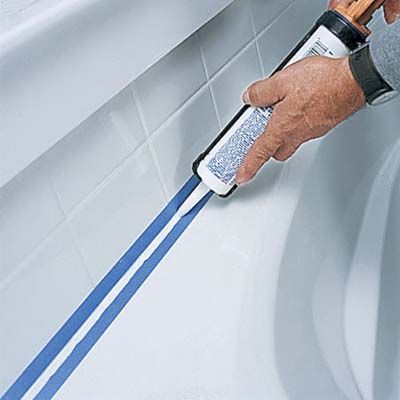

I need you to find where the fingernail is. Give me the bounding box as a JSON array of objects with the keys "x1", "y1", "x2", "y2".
[
  {"x1": 388, "y1": 13, "x2": 400, "y2": 24},
  {"x1": 242, "y1": 90, "x2": 250, "y2": 104},
  {"x1": 235, "y1": 174, "x2": 247, "y2": 185}
]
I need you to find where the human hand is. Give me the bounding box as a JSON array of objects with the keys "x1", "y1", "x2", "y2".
[
  {"x1": 328, "y1": 0, "x2": 400, "y2": 24},
  {"x1": 236, "y1": 56, "x2": 365, "y2": 184}
]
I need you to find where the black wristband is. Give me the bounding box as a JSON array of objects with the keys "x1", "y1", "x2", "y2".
[{"x1": 349, "y1": 43, "x2": 395, "y2": 106}]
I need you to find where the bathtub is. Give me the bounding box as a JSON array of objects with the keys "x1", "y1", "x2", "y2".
[
  {"x1": 9, "y1": 96, "x2": 398, "y2": 400},
  {"x1": 272, "y1": 96, "x2": 400, "y2": 400}
]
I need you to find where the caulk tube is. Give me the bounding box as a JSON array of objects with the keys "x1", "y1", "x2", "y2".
[{"x1": 193, "y1": 11, "x2": 367, "y2": 197}]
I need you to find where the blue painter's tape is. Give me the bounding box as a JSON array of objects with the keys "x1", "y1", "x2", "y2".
[
  {"x1": 35, "y1": 190, "x2": 213, "y2": 399},
  {"x1": 2, "y1": 175, "x2": 201, "y2": 400}
]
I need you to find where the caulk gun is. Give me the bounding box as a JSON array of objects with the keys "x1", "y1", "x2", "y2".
[{"x1": 193, "y1": 0, "x2": 385, "y2": 197}]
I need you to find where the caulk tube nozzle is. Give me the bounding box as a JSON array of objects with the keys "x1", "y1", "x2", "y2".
[{"x1": 176, "y1": 182, "x2": 211, "y2": 218}]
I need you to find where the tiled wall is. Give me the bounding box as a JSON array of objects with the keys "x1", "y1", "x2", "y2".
[{"x1": 0, "y1": 0, "x2": 325, "y2": 392}]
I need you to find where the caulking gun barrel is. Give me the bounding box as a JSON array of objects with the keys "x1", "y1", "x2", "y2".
[{"x1": 193, "y1": 0, "x2": 383, "y2": 198}]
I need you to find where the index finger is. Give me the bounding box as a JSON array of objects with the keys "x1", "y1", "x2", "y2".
[{"x1": 236, "y1": 110, "x2": 285, "y2": 184}]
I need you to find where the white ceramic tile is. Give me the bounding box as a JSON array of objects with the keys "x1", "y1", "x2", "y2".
[
  {"x1": 45, "y1": 87, "x2": 144, "y2": 214},
  {"x1": 101, "y1": 86, "x2": 147, "y2": 151},
  {"x1": 211, "y1": 42, "x2": 262, "y2": 126},
  {"x1": 0, "y1": 161, "x2": 64, "y2": 282},
  {"x1": 249, "y1": 0, "x2": 293, "y2": 33},
  {"x1": 257, "y1": 0, "x2": 327, "y2": 75},
  {"x1": 198, "y1": 0, "x2": 254, "y2": 77},
  {"x1": 69, "y1": 145, "x2": 165, "y2": 284},
  {"x1": 0, "y1": 224, "x2": 92, "y2": 394},
  {"x1": 132, "y1": 35, "x2": 207, "y2": 134},
  {"x1": 150, "y1": 87, "x2": 219, "y2": 197}
]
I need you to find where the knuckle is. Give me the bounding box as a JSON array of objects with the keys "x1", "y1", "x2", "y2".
[
  {"x1": 273, "y1": 153, "x2": 289, "y2": 162},
  {"x1": 263, "y1": 135, "x2": 283, "y2": 153},
  {"x1": 248, "y1": 81, "x2": 262, "y2": 103},
  {"x1": 273, "y1": 142, "x2": 300, "y2": 162},
  {"x1": 254, "y1": 142, "x2": 271, "y2": 160}
]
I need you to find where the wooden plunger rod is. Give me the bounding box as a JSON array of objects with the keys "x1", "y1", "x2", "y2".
[{"x1": 335, "y1": 0, "x2": 386, "y2": 34}]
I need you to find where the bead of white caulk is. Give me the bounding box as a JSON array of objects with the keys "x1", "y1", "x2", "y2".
[{"x1": 176, "y1": 182, "x2": 211, "y2": 218}]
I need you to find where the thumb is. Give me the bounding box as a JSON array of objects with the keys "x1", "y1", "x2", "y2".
[
  {"x1": 384, "y1": 0, "x2": 400, "y2": 24},
  {"x1": 242, "y1": 73, "x2": 285, "y2": 107}
]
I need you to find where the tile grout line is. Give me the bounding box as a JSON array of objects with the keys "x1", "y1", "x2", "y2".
[
  {"x1": 0, "y1": 221, "x2": 67, "y2": 293},
  {"x1": 0, "y1": 171, "x2": 91, "y2": 293},
  {"x1": 254, "y1": 1, "x2": 296, "y2": 43},
  {"x1": 65, "y1": 218, "x2": 97, "y2": 286},
  {"x1": 195, "y1": 1, "x2": 296, "y2": 84},
  {"x1": 130, "y1": 86, "x2": 170, "y2": 202},
  {"x1": 47, "y1": 86, "x2": 153, "y2": 225},
  {"x1": 58, "y1": 141, "x2": 149, "y2": 219},
  {"x1": 146, "y1": 80, "x2": 210, "y2": 137},
  {"x1": 47, "y1": 174, "x2": 96, "y2": 287},
  {"x1": 1, "y1": 215, "x2": 95, "y2": 313},
  {"x1": 203, "y1": 36, "x2": 256, "y2": 82},
  {"x1": 46, "y1": 171, "x2": 97, "y2": 287},
  {"x1": 152, "y1": 0, "x2": 297, "y2": 135},
  {"x1": 248, "y1": 3, "x2": 266, "y2": 78},
  {"x1": 148, "y1": 141, "x2": 170, "y2": 201},
  {"x1": 208, "y1": 37, "x2": 256, "y2": 83},
  {"x1": 117, "y1": 87, "x2": 146, "y2": 154},
  {"x1": 129, "y1": 86, "x2": 151, "y2": 139},
  {"x1": 133, "y1": 24, "x2": 274, "y2": 145},
  {"x1": 197, "y1": 33, "x2": 222, "y2": 129}
]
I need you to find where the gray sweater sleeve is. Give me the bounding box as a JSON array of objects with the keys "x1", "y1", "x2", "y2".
[{"x1": 369, "y1": 19, "x2": 400, "y2": 91}]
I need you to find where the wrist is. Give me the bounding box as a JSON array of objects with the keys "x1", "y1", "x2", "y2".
[
  {"x1": 340, "y1": 56, "x2": 367, "y2": 109},
  {"x1": 349, "y1": 44, "x2": 398, "y2": 106}
]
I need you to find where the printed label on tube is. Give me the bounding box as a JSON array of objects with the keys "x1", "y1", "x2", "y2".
[{"x1": 207, "y1": 107, "x2": 273, "y2": 185}]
